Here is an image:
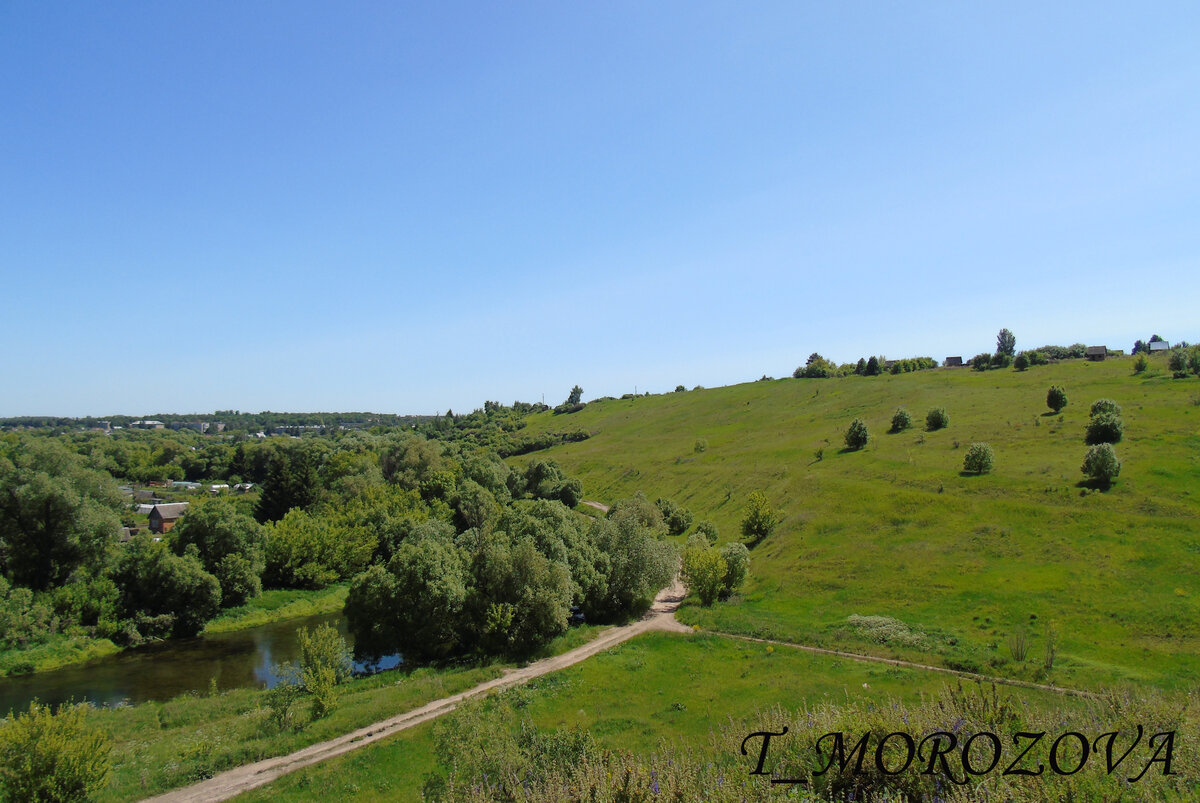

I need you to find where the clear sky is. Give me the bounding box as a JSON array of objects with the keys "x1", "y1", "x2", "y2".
[{"x1": 3, "y1": 2, "x2": 1198, "y2": 417}]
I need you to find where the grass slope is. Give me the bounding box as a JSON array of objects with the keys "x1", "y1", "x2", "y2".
[{"x1": 517, "y1": 356, "x2": 1200, "y2": 689}]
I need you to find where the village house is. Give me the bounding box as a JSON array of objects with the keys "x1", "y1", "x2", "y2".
[
  {"x1": 944, "y1": 356, "x2": 963, "y2": 368},
  {"x1": 148, "y1": 502, "x2": 189, "y2": 534},
  {"x1": 1086, "y1": 346, "x2": 1107, "y2": 361}
]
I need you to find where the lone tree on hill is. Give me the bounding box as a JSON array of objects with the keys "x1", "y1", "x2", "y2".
[
  {"x1": 997, "y1": 328, "x2": 1016, "y2": 357},
  {"x1": 844, "y1": 418, "x2": 869, "y2": 450},
  {"x1": 1047, "y1": 386, "x2": 1068, "y2": 413},
  {"x1": 566, "y1": 385, "x2": 583, "y2": 406},
  {"x1": 740, "y1": 491, "x2": 777, "y2": 545}
]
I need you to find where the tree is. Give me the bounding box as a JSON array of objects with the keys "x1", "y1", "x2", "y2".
[
  {"x1": 1085, "y1": 413, "x2": 1123, "y2": 445},
  {"x1": 844, "y1": 418, "x2": 869, "y2": 450},
  {"x1": 719, "y1": 542, "x2": 750, "y2": 598},
  {"x1": 1013, "y1": 352, "x2": 1029, "y2": 371},
  {"x1": 996, "y1": 328, "x2": 1016, "y2": 357},
  {"x1": 111, "y1": 536, "x2": 221, "y2": 638},
  {"x1": 586, "y1": 508, "x2": 676, "y2": 621},
  {"x1": 854, "y1": 358, "x2": 867, "y2": 375},
  {"x1": 674, "y1": 385, "x2": 686, "y2": 393},
  {"x1": 1089, "y1": 399, "x2": 1122, "y2": 417},
  {"x1": 254, "y1": 447, "x2": 321, "y2": 523},
  {"x1": 566, "y1": 385, "x2": 583, "y2": 406},
  {"x1": 963, "y1": 443, "x2": 995, "y2": 474},
  {"x1": 0, "y1": 439, "x2": 124, "y2": 591},
  {"x1": 171, "y1": 498, "x2": 266, "y2": 605},
  {"x1": 1047, "y1": 386, "x2": 1068, "y2": 413},
  {"x1": 864, "y1": 356, "x2": 881, "y2": 376},
  {"x1": 926, "y1": 407, "x2": 949, "y2": 431},
  {"x1": 682, "y1": 545, "x2": 726, "y2": 606},
  {"x1": 889, "y1": 408, "x2": 912, "y2": 433},
  {"x1": 0, "y1": 701, "x2": 112, "y2": 802},
  {"x1": 654, "y1": 498, "x2": 693, "y2": 536},
  {"x1": 694, "y1": 520, "x2": 719, "y2": 546},
  {"x1": 1082, "y1": 443, "x2": 1121, "y2": 487},
  {"x1": 740, "y1": 491, "x2": 777, "y2": 544},
  {"x1": 345, "y1": 530, "x2": 468, "y2": 661}
]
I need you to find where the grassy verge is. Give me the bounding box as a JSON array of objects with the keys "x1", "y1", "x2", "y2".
[
  {"x1": 240, "y1": 630, "x2": 1098, "y2": 801},
  {"x1": 0, "y1": 634, "x2": 121, "y2": 676},
  {"x1": 203, "y1": 585, "x2": 350, "y2": 634}
]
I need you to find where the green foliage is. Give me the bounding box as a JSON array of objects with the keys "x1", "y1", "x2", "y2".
[
  {"x1": 1013, "y1": 352, "x2": 1029, "y2": 371},
  {"x1": 346, "y1": 529, "x2": 468, "y2": 661},
  {"x1": 739, "y1": 491, "x2": 777, "y2": 544},
  {"x1": 263, "y1": 680, "x2": 304, "y2": 733},
  {"x1": 0, "y1": 437, "x2": 124, "y2": 591},
  {"x1": 296, "y1": 622, "x2": 353, "y2": 686},
  {"x1": 654, "y1": 497, "x2": 693, "y2": 535},
  {"x1": 674, "y1": 385, "x2": 686, "y2": 393},
  {"x1": 681, "y1": 545, "x2": 726, "y2": 606},
  {"x1": 1133, "y1": 353, "x2": 1149, "y2": 373},
  {"x1": 693, "y1": 438, "x2": 707, "y2": 454},
  {"x1": 253, "y1": 446, "x2": 322, "y2": 524},
  {"x1": 889, "y1": 407, "x2": 911, "y2": 433},
  {"x1": 1082, "y1": 443, "x2": 1122, "y2": 487},
  {"x1": 996, "y1": 327, "x2": 1016, "y2": 357},
  {"x1": 566, "y1": 385, "x2": 583, "y2": 406},
  {"x1": 718, "y1": 541, "x2": 749, "y2": 597},
  {"x1": 1085, "y1": 412, "x2": 1124, "y2": 445},
  {"x1": 0, "y1": 701, "x2": 112, "y2": 802},
  {"x1": 843, "y1": 418, "x2": 868, "y2": 450},
  {"x1": 111, "y1": 537, "x2": 221, "y2": 638},
  {"x1": 1046, "y1": 385, "x2": 1068, "y2": 413},
  {"x1": 694, "y1": 520, "x2": 719, "y2": 546},
  {"x1": 264, "y1": 508, "x2": 371, "y2": 589},
  {"x1": 971, "y1": 352, "x2": 992, "y2": 371},
  {"x1": 794, "y1": 352, "x2": 841, "y2": 379},
  {"x1": 1089, "y1": 398, "x2": 1122, "y2": 417},
  {"x1": 864, "y1": 355, "x2": 881, "y2": 376},
  {"x1": 925, "y1": 406, "x2": 948, "y2": 430},
  {"x1": 586, "y1": 507, "x2": 677, "y2": 621},
  {"x1": 962, "y1": 442, "x2": 995, "y2": 474},
  {"x1": 171, "y1": 498, "x2": 265, "y2": 605}
]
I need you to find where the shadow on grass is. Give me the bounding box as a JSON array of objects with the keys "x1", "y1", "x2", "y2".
[
  {"x1": 958, "y1": 471, "x2": 989, "y2": 478},
  {"x1": 1075, "y1": 478, "x2": 1114, "y2": 492}
]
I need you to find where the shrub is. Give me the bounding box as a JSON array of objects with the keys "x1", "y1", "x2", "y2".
[
  {"x1": 925, "y1": 407, "x2": 949, "y2": 431},
  {"x1": 844, "y1": 418, "x2": 869, "y2": 450},
  {"x1": 889, "y1": 408, "x2": 912, "y2": 433},
  {"x1": 1046, "y1": 385, "x2": 1068, "y2": 413},
  {"x1": 1168, "y1": 350, "x2": 1186, "y2": 372},
  {"x1": 297, "y1": 622, "x2": 353, "y2": 686},
  {"x1": 674, "y1": 385, "x2": 686, "y2": 393},
  {"x1": 971, "y1": 353, "x2": 992, "y2": 371},
  {"x1": 655, "y1": 498, "x2": 694, "y2": 536},
  {"x1": 740, "y1": 491, "x2": 777, "y2": 544},
  {"x1": 719, "y1": 542, "x2": 750, "y2": 598},
  {"x1": 962, "y1": 443, "x2": 995, "y2": 474},
  {"x1": 681, "y1": 546, "x2": 726, "y2": 607},
  {"x1": 0, "y1": 702, "x2": 112, "y2": 801},
  {"x1": 1085, "y1": 413, "x2": 1123, "y2": 445},
  {"x1": 694, "y1": 520, "x2": 719, "y2": 546},
  {"x1": 1089, "y1": 399, "x2": 1122, "y2": 417},
  {"x1": 693, "y1": 438, "x2": 708, "y2": 454},
  {"x1": 1013, "y1": 352, "x2": 1029, "y2": 371},
  {"x1": 1133, "y1": 354, "x2": 1148, "y2": 373},
  {"x1": 1082, "y1": 443, "x2": 1121, "y2": 486}
]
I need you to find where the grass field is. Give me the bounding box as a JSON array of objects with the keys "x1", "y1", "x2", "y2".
[
  {"x1": 240, "y1": 630, "x2": 1101, "y2": 801},
  {"x1": 515, "y1": 354, "x2": 1199, "y2": 689}
]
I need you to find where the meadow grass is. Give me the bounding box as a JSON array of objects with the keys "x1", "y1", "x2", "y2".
[
  {"x1": 240, "y1": 630, "x2": 1101, "y2": 802},
  {"x1": 202, "y1": 584, "x2": 350, "y2": 634},
  {"x1": 515, "y1": 355, "x2": 1200, "y2": 689}
]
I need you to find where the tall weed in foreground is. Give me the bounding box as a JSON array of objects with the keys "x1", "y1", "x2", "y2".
[
  {"x1": 427, "y1": 682, "x2": 1198, "y2": 802},
  {"x1": 0, "y1": 701, "x2": 112, "y2": 802}
]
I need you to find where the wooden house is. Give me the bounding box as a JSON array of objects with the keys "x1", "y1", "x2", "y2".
[
  {"x1": 1086, "y1": 346, "x2": 1107, "y2": 361},
  {"x1": 148, "y1": 502, "x2": 189, "y2": 534},
  {"x1": 944, "y1": 356, "x2": 963, "y2": 368}
]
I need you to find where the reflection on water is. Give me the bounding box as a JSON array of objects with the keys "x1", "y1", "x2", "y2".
[{"x1": 0, "y1": 612, "x2": 401, "y2": 714}]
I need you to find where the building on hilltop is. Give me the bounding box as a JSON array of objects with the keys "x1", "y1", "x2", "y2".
[
  {"x1": 944, "y1": 356, "x2": 963, "y2": 368},
  {"x1": 1086, "y1": 346, "x2": 1107, "y2": 361}
]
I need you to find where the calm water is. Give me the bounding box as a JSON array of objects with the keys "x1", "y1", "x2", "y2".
[{"x1": 0, "y1": 612, "x2": 401, "y2": 714}]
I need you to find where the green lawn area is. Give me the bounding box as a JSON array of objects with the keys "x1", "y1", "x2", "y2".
[{"x1": 513, "y1": 355, "x2": 1200, "y2": 689}]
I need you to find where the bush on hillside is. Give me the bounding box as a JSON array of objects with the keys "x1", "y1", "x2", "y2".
[
  {"x1": 1082, "y1": 443, "x2": 1121, "y2": 487},
  {"x1": 963, "y1": 443, "x2": 995, "y2": 474},
  {"x1": 844, "y1": 418, "x2": 869, "y2": 450},
  {"x1": 718, "y1": 542, "x2": 750, "y2": 598},
  {"x1": 889, "y1": 408, "x2": 912, "y2": 433},
  {"x1": 1089, "y1": 399, "x2": 1122, "y2": 417},
  {"x1": 1133, "y1": 354, "x2": 1148, "y2": 373},
  {"x1": 925, "y1": 407, "x2": 949, "y2": 431},
  {"x1": 655, "y1": 498, "x2": 694, "y2": 536},
  {"x1": 1013, "y1": 352, "x2": 1029, "y2": 371},
  {"x1": 1047, "y1": 386, "x2": 1068, "y2": 413},
  {"x1": 740, "y1": 491, "x2": 777, "y2": 545},
  {"x1": 694, "y1": 520, "x2": 719, "y2": 546},
  {"x1": 1085, "y1": 413, "x2": 1124, "y2": 445}
]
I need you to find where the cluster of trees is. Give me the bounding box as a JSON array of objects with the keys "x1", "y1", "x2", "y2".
[
  {"x1": 793, "y1": 354, "x2": 937, "y2": 379},
  {"x1": 1167, "y1": 345, "x2": 1200, "y2": 378},
  {"x1": 0, "y1": 423, "x2": 664, "y2": 660},
  {"x1": 345, "y1": 495, "x2": 676, "y2": 660}
]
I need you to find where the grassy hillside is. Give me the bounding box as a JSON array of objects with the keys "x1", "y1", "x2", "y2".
[{"x1": 516, "y1": 355, "x2": 1200, "y2": 689}]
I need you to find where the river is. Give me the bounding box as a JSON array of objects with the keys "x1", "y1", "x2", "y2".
[{"x1": 0, "y1": 612, "x2": 401, "y2": 714}]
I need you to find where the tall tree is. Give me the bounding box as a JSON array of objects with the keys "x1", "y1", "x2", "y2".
[{"x1": 996, "y1": 328, "x2": 1017, "y2": 357}]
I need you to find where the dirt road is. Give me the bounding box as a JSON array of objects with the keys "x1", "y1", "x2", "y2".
[{"x1": 144, "y1": 579, "x2": 689, "y2": 803}]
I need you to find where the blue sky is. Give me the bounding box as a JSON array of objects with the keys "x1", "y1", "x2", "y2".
[{"x1": 3, "y1": 2, "x2": 1198, "y2": 416}]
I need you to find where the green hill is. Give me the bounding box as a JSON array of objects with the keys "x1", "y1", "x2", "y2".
[{"x1": 515, "y1": 354, "x2": 1200, "y2": 689}]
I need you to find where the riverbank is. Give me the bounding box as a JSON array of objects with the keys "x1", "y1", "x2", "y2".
[{"x1": 0, "y1": 585, "x2": 350, "y2": 679}]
